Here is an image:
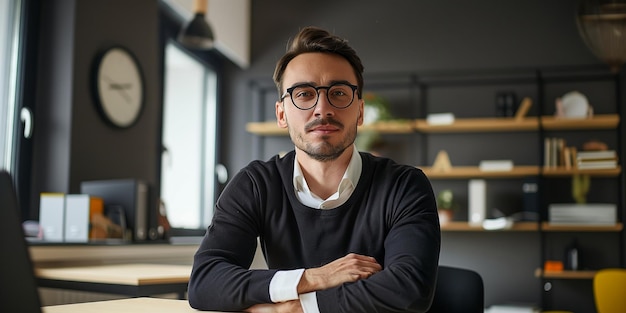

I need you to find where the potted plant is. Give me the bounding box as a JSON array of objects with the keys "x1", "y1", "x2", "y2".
[
  {"x1": 355, "y1": 92, "x2": 392, "y2": 153},
  {"x1": 437, "y1": 189, "x2": 457, "y2": 224}
]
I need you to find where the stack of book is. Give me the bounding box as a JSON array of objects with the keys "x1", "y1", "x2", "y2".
[
  {"x1": 549, "y1": 203, "x2": 617, "y2": 225},
  {"x1": 576, "y1": 150, "x2": 618, "y2": 170}
]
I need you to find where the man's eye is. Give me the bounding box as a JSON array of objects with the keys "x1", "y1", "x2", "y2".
[
  {"x1": 294, "y1": 88, "x2": 315, "y2": 98},
  {"x1": 330, "y1": 90, "x2": 347, "y2": 97}
]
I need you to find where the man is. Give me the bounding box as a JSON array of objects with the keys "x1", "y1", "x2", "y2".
[{"x1": 188, "y1": 26, "x2": 440, "y2": 313}]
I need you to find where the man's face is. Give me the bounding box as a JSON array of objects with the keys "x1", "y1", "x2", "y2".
[{"x1": 275, "y1": 52, "x2": 364, "y2": 162}]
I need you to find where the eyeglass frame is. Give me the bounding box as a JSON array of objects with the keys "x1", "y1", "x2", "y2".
[{"x1": 279, "y1": 82, "x2": 359, "y2": 110}]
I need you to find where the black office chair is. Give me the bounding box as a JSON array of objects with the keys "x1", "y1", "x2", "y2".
[
  {"x1": 0, "y1": 170, "x2": 44, "y2": 313},
  {"x1": 426, "y1": 265, "x2": 484, "y2": 313}
]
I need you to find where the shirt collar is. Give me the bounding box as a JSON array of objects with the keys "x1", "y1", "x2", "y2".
[{"x1": 293, "y1": 145, "x2": 362, "y2": 196}]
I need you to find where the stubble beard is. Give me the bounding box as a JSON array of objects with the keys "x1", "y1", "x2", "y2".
[{"x1": 289, "y1": 117, "x2": 357, "y2": 162}]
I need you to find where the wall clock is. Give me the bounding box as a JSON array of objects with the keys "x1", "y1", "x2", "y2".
[{"x1": 93, "y1": 46, "x2": 144, "y2": 128}]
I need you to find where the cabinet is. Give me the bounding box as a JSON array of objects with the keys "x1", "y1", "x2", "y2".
[{"x1": 246, "y1": 67, "x2": 623, "y2": 310}]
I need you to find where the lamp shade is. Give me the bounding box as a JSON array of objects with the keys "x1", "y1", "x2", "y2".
[
  {"x1": 178, "y1": 0, "x2": 214, "y2": 50},
  {"x1": 576, "y1": 0, "x2": 626, "y2": 72}
]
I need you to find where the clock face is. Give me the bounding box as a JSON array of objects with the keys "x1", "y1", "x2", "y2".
[{"x1": 95, "y1": 47, "x2": 144, "y2": 128}]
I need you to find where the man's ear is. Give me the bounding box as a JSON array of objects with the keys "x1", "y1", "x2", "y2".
[
  {"x1": 276, "y1": 101, "x2": 288, "y2": 128},
  {"x1": 357, "y1": 98, "x2": 364, "y2": 126}
]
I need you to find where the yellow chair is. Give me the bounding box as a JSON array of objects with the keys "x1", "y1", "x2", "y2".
[{"x1": 594, "y1": 268, "x2": 626, "y2": 313}]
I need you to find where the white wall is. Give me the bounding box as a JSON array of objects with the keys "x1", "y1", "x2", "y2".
[{"x1": 166, "y1": 0, "x2": 251, "y2": 68}]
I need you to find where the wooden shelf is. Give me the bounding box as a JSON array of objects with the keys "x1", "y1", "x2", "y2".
[
  {"x1": 421, "y1": 166, "x2": 621, "y2": 179},
  {"x1": 360, "y1": 120, "x2": 415, "y2": 133},
  {"x1": 414, "y1": 117, "x2": 539, "y2": 133},
  {"x1": 441, "y1": 221, "x2": 538, "y2": 232},
  {"x1": 541, "y1": 222, "x2": 623, "y2": 232},
  {"x1": 247, "y1": 114, "x2": 619, "y2": 135},
  {"x1": 535, "y1": 268, "x2": 597, "y2": 279},
  {"x1": 542, "y1": 166, "x2": 621, "y2": 177},
  {"x1": 421, "y1": 166, "x2": 539, "y2": 179},
  {"x1": 540, "y1": 114, "x2": 619, "y2": 130},
  {"x1": 245, "y1": 119, "x2": 414, "y2": 135},
  {"x1": 245, "y1": 121, "x2": 286, "y2": 136},
  {"x1": 440, "y1": 221, "x2": 621, "y2": 232}
]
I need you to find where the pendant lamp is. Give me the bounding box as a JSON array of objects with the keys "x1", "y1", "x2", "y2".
[
  {"x1": 178, "y1": 0, "x2": 215, "y2": 50},
  {"x1": 576, "y1": 0, "x2": 626, "y2": 73}
]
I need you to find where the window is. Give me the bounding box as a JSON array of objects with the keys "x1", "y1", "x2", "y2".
[
  {"x1": 0, "y1": 0, "x2": 22, "y2": 172},
  {"x1": 160, "y1": 41, "x2": 218, "y2": 229}
]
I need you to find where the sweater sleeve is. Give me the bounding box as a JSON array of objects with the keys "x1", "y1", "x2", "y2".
[
  {"x1": 316, "y1": 168, "x2": 441, "y2": 313},
  {"x1": 188, "y1": 166, "x2": 278, "y2": 311}
]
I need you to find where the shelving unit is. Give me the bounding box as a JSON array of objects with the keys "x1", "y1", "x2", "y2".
[
  {"x1": 535, "y1": 69, "x2": 622, "y2": 312},
  {"x1": 247, "y1": 67, "x2": 623, "y2": 310}
]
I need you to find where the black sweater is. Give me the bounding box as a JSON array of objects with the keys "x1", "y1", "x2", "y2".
[{"x1": 188, "y1": 151, "x2": 440, "y2": 313}]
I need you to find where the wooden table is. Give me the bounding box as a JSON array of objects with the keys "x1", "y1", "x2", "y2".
[
  {"x1": 36, "y1": 264, "x2": 191, "y2": 299},
  {"x1": 42, "y1": 297, "x2": 212, "y2": 313}
]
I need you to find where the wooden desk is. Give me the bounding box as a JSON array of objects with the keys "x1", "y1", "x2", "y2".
[
  {"x1": 42, "y1": 297, "x2": 212, "y2": 313},
  {"x1": 36, "y1": 264, "x2": 191, "y2": 299}
]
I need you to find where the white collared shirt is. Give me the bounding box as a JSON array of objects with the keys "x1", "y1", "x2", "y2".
[
  {"x1": 293, "y1": 145, "x2": 362, "y2": 209},
  {"x1": 269, "y1": 145, "x2": 362, "y2": 313}
]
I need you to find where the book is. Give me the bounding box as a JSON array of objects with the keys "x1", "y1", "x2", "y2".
[
  {"x1": 543, "y1": 137, "x2": 551, "y2": 167},
  {"x1": 576, "y1": 150, "x2": 617, "y2": 160},
  {"x1": 576, "y1": 148, "x2": 618, "y2": 169},
  {"x1": 577, "y1": 159, "x2": 618, "y2": 169},
  {"x1": 549, "y1": 203, "x2": 617, "y2": 225},
  {"x1": 551, "y1": 138, "x2": 558, "y2": 168},
  {"x1": 563, "y1": 146, "x2": 572, "y2": 169}
]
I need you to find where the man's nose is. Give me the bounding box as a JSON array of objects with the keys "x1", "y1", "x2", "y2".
[{"x1": 313, "y1": 89, "x2": 334, "y2": 116}]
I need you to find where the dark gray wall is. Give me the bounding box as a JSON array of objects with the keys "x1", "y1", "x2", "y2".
[
  {"x1": 219, "y1": 0, "x2": 614, "y2": 310},
  {"x1": 223, "y1": 0, "x2": 601, "y2": 178},
  {"x1": 31, "y1": 0, "x2": 161, "y2": 212}
]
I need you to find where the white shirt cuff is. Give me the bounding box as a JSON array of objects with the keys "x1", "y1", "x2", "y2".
[
  {"x1": 269, "y1": 269, "x2": 304, "y2": 302},
  {"x1": 299, "y1": 292, "x2": 320, "y2": 313}
]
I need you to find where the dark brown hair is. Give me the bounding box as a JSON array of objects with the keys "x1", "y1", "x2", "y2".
[{"x1": 273, "y1": 26, "x2": 364, "y2": 100}]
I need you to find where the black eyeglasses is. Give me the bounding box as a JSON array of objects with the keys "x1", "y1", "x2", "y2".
[{"x1": 280, "y1": 82, "x2": 358, "y2": 110}]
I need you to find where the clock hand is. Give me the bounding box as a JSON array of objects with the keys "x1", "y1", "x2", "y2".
[{"x1": 102, "y1": 75, "x2": 133, "y2": 104}]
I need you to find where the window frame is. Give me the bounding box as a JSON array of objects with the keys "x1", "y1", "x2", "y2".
[
  {"x1": 2, "y1": 0, "x2": 40, "y2": 222},
  {"x1": 158, "y1": 2, "x2": 224, "y2": 233},
  {"x1": 6, "y1": 0, "x2": 226, "y2": 227}
]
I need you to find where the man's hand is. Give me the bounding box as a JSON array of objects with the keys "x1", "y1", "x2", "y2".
[
  {"x1": 245, "y1": 300, "x2": 303, "y2": 313},
  {"x1": 298, "y1": 253, "x2": 382, "y2": 293}
]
